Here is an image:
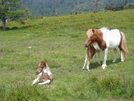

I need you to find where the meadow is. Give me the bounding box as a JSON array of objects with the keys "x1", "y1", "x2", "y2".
[{"x1": 0, "y1": 9, "x2": 134, "y2": 101}]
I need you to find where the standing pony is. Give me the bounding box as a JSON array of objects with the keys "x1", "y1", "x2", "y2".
[
  {"x1": 32, "y1": 61, "x2": 52, "y2": 85},
  {"x1": 82, "y1": 41, "x2": 102, "y2": 71},
  {"x1": 84, "y1": 27, "x2": 129, "y2": 70},
  {"x1": 82, "y1": 27, "x2": 117, "y2": 71}
]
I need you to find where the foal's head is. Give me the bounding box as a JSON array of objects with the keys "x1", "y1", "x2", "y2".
[
  {"x1": 84, "y1": 29, "x2": 102, "y2": 47},
  {"x1": 36, "y1": 61, "x2": 47, "y2": 75}
]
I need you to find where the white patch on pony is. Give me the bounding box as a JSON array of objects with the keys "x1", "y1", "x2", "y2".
[
  {"x1": 100, "y1": 27, "x2": 110, "y2": 33},
  {"x1": 102, "y1": 29, "x2": 121, "y2": 49},
  {"x1": 38, "y1": 80, "x2": 51, "y2": 85},
  {"x1": 43, "y1": 69, "x2": 52, "y2": 76},
  {"x1": 92, "y1": 42, "x2": 101, "y2": 51},
  {"x1": 82, "y1": 54, "x2": 88, "y2": 70},
  {"x1": 32, "y1": 72, "x2": 42, "y2": 85}
]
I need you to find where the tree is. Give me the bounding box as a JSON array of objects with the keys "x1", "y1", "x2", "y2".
[
  {"x1": 94, "y1": 0, "x2": 99, "y2": 12},
  {"x1": 0, "y1": 0, "x2": 26, "y2": 30}
]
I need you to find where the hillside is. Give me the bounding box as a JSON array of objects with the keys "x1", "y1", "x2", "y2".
[
  {"x1": 21, "y1": 0, "x2": 134, "y2": 16},
  {"x1": 0, "y1": 9, "x2": 134, "y2": 101}
]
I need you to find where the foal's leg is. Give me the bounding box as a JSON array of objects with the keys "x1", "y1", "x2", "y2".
[
  {"x1": 32, "y1": 73, "x2": 42, "y2": 85},
  {"x1": 113, "y1": 48, "x2": 117, "y2": 62},
  {"x1": 82, "y1": 54, "x2": 88, "y2": 70},
  {"x1": 32, "y1": 77, "x2": 39, "y2": 85},
  {"x1": 38, "y1": 80, "x2": 51, "y2": 85},
  {"x1": 102, "y1": 48, "x2": 108, "y2": 69}
]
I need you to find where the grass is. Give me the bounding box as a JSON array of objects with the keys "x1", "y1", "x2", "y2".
[{"x1": 0, "y1": 9, "x2": 134, "y2": 101}]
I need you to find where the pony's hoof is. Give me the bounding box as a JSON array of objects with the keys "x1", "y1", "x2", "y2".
[
  {"x1": 86, "y1": 69, "x2": 90, "y2": 71},
  {"x1": 102, "y1": 64, "x2": 107, "y2": 69},
  {"x1": 38, "y1": 83, "x2": 42, "y2": 85},
  {"x1": 102, "y1": 67, "x2": 105, "y2": 69}
]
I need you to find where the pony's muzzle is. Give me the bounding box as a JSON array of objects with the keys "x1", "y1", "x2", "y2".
[
  {"x1": 85, "y1": 44, "x2": 88, "y2": 47},
  {"x1": 84, "y1": 42, "x2": 90, "y2": 47},
  {"x1": 85, "y1": 43, "x2": 89, "y2": 47},
  {"x1": 36, "y1": 71, "x2": 40, "y2": 75}
]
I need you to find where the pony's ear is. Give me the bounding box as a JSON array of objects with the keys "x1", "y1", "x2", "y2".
[
  {"x1": 42, "y1": 61, "x2": 47, "y2": 66},
  {"x1": 92, "y1": 29, "x2": 95, "y2": 33}
]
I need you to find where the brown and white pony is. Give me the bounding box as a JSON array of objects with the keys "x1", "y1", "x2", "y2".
[
  {"x1": 84, "y1": 27, "x2": 129, "y2": 70},
  {"x1": 32, "y1": 61, "x2": 52, "y2": 85},
  {"x1": 82, "y1": 42, "x2": 102, "y2": 71}
]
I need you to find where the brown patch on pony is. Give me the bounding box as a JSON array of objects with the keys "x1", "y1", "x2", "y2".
[
  {"x1": 39, "y1": 72, "x2": 50, "y2": 82},
  {"x1": 85, "y1": 29, "x2": 106, "y2": 50},
  {"x1": 36, "y1": 61, "x2": 47, "y2": 74},
  {"x1": 38, "y1": 61, "x2": 52, "y2": 82},
  {"x1": 86, "y1": 44, "x2": 96, "y2": 61}
]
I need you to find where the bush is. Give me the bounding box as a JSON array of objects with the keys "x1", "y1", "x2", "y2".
[{"x1": 105, "y1": 4, "x2": 124, "y2": 11}]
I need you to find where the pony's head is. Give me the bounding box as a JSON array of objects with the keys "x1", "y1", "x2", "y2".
[
  {"x1": 84, "y1": 29, "x2": 97, "y2": 47},
  {"x1": 36, "y1": 61, "x2": 48, "y2": 75}
]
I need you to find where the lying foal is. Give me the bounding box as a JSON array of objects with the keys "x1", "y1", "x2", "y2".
[{"x1": 32, "y1": 61, "x2": 52, "y2": 85}]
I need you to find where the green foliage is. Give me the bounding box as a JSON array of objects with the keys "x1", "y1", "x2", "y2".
[
  {"x1": 21, "y1": 0, "x2": 134, "y2": 16},
  {"x1": 127, "y1": 4, "x2": 134, "y2": 9},
  {"x1": 0, "y1": 9, "x2": 134, "y2": 101},
  {"x1": 0, "y1": 0, "x2": 27, "y2": 30},
  {"x1": 105, "y1": 3, "x2": 124, "y2": 11}
]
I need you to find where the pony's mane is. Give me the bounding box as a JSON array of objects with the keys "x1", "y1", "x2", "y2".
[
  {"x1": 99, "y1": 27, "x2": 110, "y2": 33},
  {"x1": 45, "y1": 63, "x2": 51, "y2": 72}
]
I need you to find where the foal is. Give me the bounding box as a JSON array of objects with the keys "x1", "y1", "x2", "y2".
[
  {"x1": 82, "y1": 41, "x2": 102, "y2": 71},
  {"x1": 32, "y1": 61, "x2": 52, "y2": 85}
]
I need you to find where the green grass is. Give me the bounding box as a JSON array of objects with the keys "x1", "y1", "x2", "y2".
[{"x1": 0, "y1": 9, "x2": 134, "y2": 101}]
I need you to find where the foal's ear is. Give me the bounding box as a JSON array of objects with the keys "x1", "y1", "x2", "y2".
[
  {"x1": 42, "y1": 61, "x2": 47, "y2": 66},
  {"x1": 92, "y1": 29, "x2": 95, "y2": 33}
]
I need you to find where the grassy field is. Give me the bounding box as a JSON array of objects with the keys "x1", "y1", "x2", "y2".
[{"x1": 0, "y1": 9, "x2": 134, "y2": 101}]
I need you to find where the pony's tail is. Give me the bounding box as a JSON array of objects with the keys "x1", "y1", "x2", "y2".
[{"x1": 120, "y1": 32, "x2": 129, "y2": 61}]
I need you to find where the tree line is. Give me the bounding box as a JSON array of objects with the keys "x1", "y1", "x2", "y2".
[
  {"x1": 0, "y1": 0, "x2": 134, "y2": 30},
  {"x1": 21, "y1": 0, "x2": 134, "y2": 16}
]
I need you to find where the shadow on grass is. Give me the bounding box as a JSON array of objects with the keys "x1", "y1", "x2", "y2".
[
  {"x1": 89, "y1": 58, "x2": 121, "y2": 69},
  {"x1": 0, "y1": 25, "x2": 33, "y2": 31}
]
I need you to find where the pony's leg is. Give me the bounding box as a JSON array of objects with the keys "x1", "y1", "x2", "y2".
[
  {"x1": 32, "y1": 78, "x2": 39, "y2": 85},
  {"x1": 121, "y1": 50, "x2": 124, "y2": 62},
  {"x1": 82, "y1": 54, "x2": 87, "y2": 70},
  {"x1": 93, "y1": 54, "x2": 96, "y2": 63},
  {"x1": 102, "y1": 48, "x2": 108, "y2": 69},
  {"x1": 86, "y1": 60, "x2": 90, "y2": 71},
  {"x1": 113, "y1": 48, "x2": 117, "y2": 62},
  {"x1": 38, "y1": 80, "x2": 51, "y2": 85},
  {"x1": 97, "y1": 51, "x2": 101, "y2": 64},
  {"x1": 32, "y1": 73, "x2": 42, "y2": 85}
]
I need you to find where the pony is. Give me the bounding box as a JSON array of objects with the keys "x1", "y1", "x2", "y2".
[
  {"x1": 82, "y1": 41, "x2": 102, "y2": 71},
  {"x1": 84, "y1": 27, "x2": 129, "y2": 70},
  {"x1": 32, "y1": 61, "x2": 52, "y2": 85},
  {"x1": 82, "y1": 32, "x2": 117, "y2": 71}
]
